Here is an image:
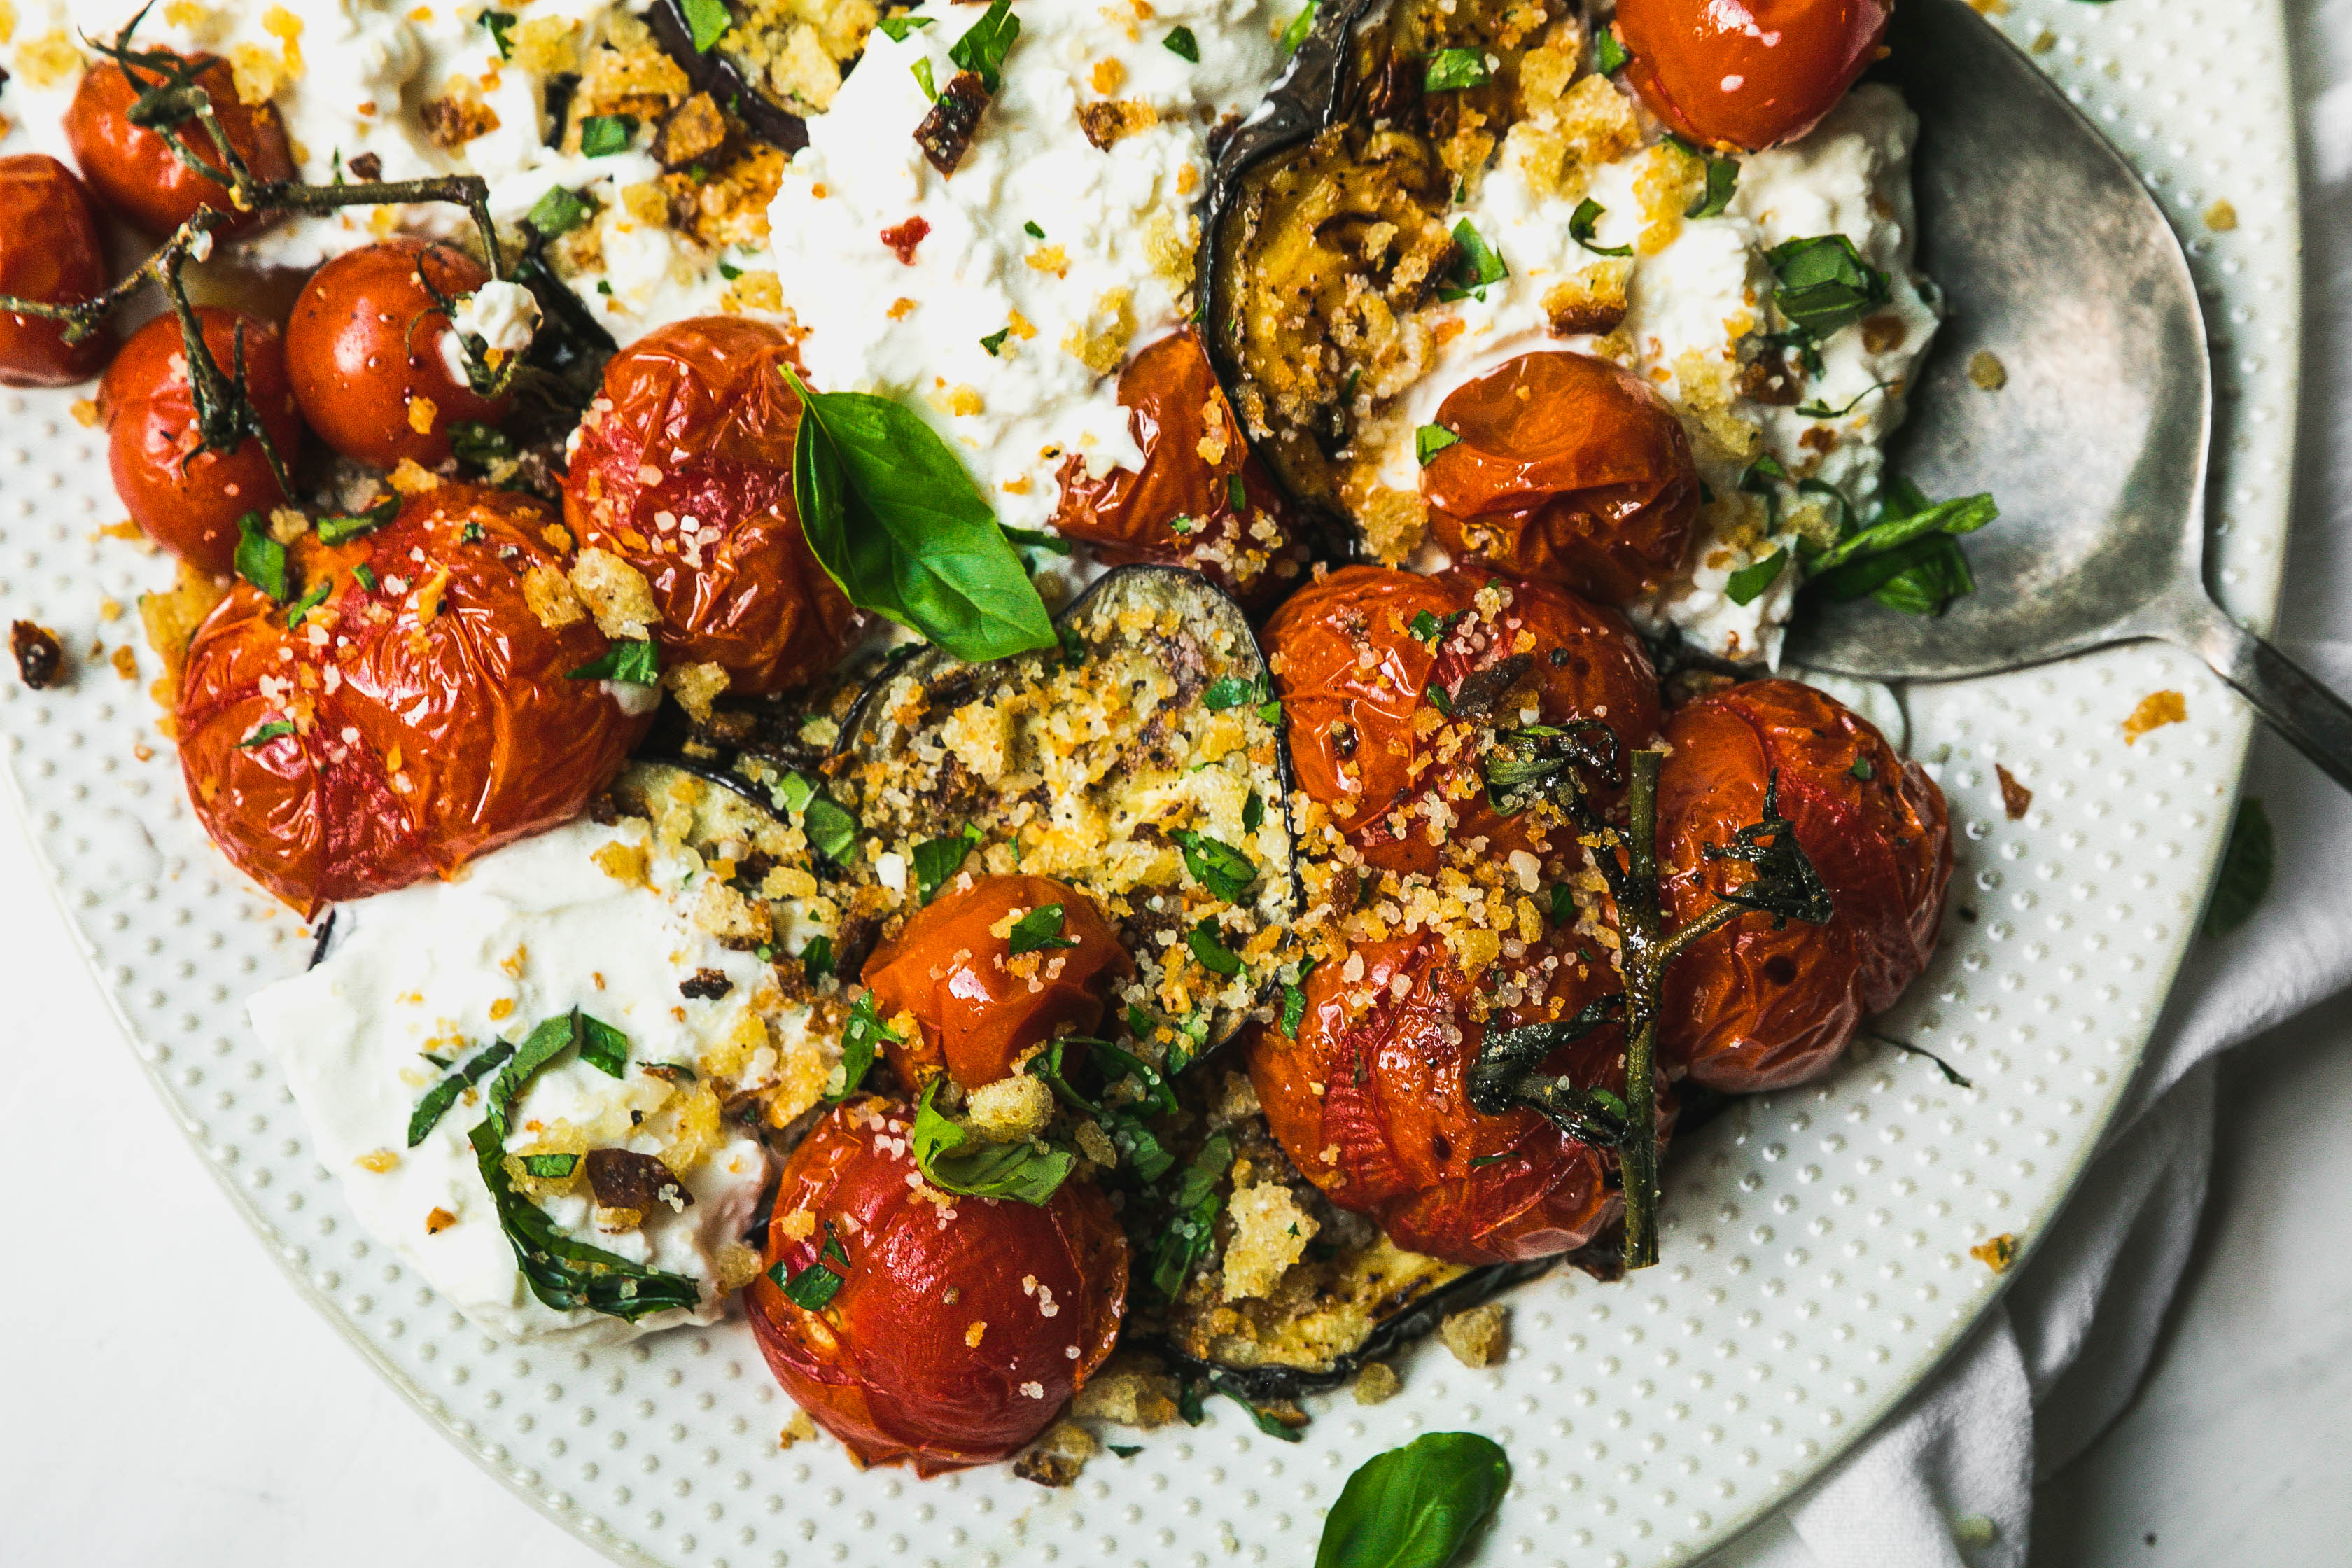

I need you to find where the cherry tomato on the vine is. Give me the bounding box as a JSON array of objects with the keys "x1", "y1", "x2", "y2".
[
  {"x1": 0, "y1": 155, "x2": 111, "y2": 387},
  {"x1": 65, "y1": 48, "x2": 296, "y2": 234},
  {"x1": 1613, "y1": 0, "x2": 1893, "y2": 152}
]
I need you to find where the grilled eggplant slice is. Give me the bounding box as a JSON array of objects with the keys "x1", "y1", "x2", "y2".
[
  {"x1": 1202, "y1": 0, "x2": 1586, "y2": 553},
  {"x1": 646, "y1": 0, "x2": 911, "y2": 152}
]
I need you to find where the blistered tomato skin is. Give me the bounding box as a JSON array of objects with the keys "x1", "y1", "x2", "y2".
[
  {"x1": 862, "y1": 874, "x2": 1135, "y2": 1091},
  {"x1": 100, "y1": 308, "x2": 304, "y2": 575},
  {"x1": 0, "y1": 155, "x2": 112, "y2": 388},
  {"x1": 284, "y1": 239, "x2": 512, "y2": 468},
  {"x1": 64, "y1": 50, "x2": 296, "y2": 234},
  {"x1": 1247, "y1": 932, "x2": 1632, "y2": 1266},
  {"x1": 1048, "y1": 328, "x2": 1305, "y2": 605},
  {"x1": 746, "y1": 1098, "x2": 1129, "y2": 1474},
  {"x1": 1614, "y1": 0, "x2": 1893, "y2": 152},
  {"x1": 1658, "y1": 678, "x2": 1951, "y2": 1092},
  {"x1": 1422, "y1": 352, "x2": 1701, "y2": 606},
  {"x1": 563, "y1": 317, "x2": 864, "y2": 692},
  {"x1": 1262, "y1": 565, "x2": 1662, "y2": 876},
  {"x1": 175, "y1": 485, "x2": 648, "y2": 916}
]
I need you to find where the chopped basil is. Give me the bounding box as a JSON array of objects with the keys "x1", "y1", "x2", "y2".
[
  {"x1": 1414, "y1": 424, "x2": 1460, "y2": 465},
  {"x1": 480, "y1": 9, "x2": 516, "y2": 57},
  {"x1": 351, "y1": 564, "x2": 379, "y2": 592},
  {"x1": 1168, "y1": 513, "x2": 1196, "y2": 535},
  {"x1": 1849, "y1": 756, "x2": 1876, "y2": 782},
  {"x1": 1805, "y1": 488, "x2": 1998, "y2": 617},
  {"x1": 1409, "y1": 609, "x2": 1443, "y2": 643},
  {"x1": 449, "y1": 421, "x2": 514, "y2": 468},
  {"x1": 237, "y1": 719, "x2": 296, "y2": 750},
  {"x1": 317, "y1": 496, "x2": 399, "y2": 546},
  {"x1": 1007, "y1": 902, "x2": 1077, "y2": 955},
  {"x1": 912, "y1": 824, "x2": 982, "y2": 902},
  {"x1": 1001, "y1": 523, "x2": 1072, "y2": 555},
  {"x1": 407, "y1": 1039, "x2": 514, "y2": 1147},
  {"x1": 1569, "y1": 197, "x2": 1633, "y2": 257},
  {"x1": 526, "y1": 185, "x2": 594, "y2": 239},
  {"x1": 1767, "y1": 233, "x2": 1892, "y2": 341},
  {"x1": 1147, "y1": 1133, "x2": 1231, "y2": 1297},
  {"x1": 564, "y1": 638, "x2": 661, "y2": 685},
  {"x1": 680, "y1": 0, "x2": 731, "y2": 51},
  {"x1": 1280, "y1": 958, "x2": 1315, "y2": 1037},
  {"x1": 911, "y1": 1078, "x2": 1076, "y2": 1204},
  {"x1": 1314, "y1": 1432, "x2": 1510, "y2": 1568},
  {"x1": 1109, "y1": 1443, "x2": 1142, "y2": 1458},
  {"x1": 1023, "y1": 219, "x2": 1045, "y2": 239},
  {"x1": 1684, "y1": 150, "x2": 1740, "y2": 220},
  {"x1": 520, "y1": 1152, "x2": 578, "y2": 1179},
  {"x1": 1170, "y1": 830, "x2": 1257, "y2": 902},
  {"x1": 1203, "y1": 673, "x2": 1273, "y2": 712},
  {"x1": 1422, "y1": 48, "x2": 1488, "y2": 92},
  {"x1": 284, "y1": 578, "x2": 332, "y2": 627},
  {"x1": 1795, "y1": 379, "x2": 1893, "y2": 420},
  {"x1": 578, "y1": 1013, "x2": 631, "y2": 1077},
  {"x1": 947, "y1": 0, "x2": 1020, "y2": 92},
  {"x1": 579, "y1": 114, "x2": 635, "y2": 156},
  {"x1": 1163, "y1": 24, "x2": 1198, "y2": 60},
  {"x1": 1226, "y1": 472, "x2": 1247, "y2": 511},
  {"x1": 876, "y1": 13, "x2": 932, "y2": 41},
  {"x1": 1184, "y1": 919, "x2": 1243, "y2": 976},
  {"x1": 769, "y1": 1222, "x2": 850, "y2": 1309},
  {"x1": 979, "y1": 326, "x2": 1011, "y2": 355},
  {"x1": 828, "y1": 992, "x2": 892, "y2": 1101},
  {"x1": 1438, "y1": 218, "x2": 1508, "y2": 302},
  {"x1": 1723, "y1": 547, "x2": 1788, "y2": 607},
  {"x1": 1425, "y1": 681, "x2": 1455, "y2": 718},
  {"x1": 1594, "y1": 23, "x2": 1628, "y2": 74},
  {"x1": 234, "y1": 513, "x2": 288, "y2": 601},
  {"x1": 1242, "y1": 790, "x2": 1265, "y2": 833},
  {"x1": 2205, "y1": 797, "x2": 2272, "y2": 937},
  {"x1": 783, "y1": 369, "x2": 1056, "y2": 662},
  {"x1": 799, "y1": 934, "x2": 835, "y2": 979},
  {"x1": 801, "y1": 793, "x2": 860, "y2": 864},
  {"x1": 911, "y1": 55, "x2": 937, "y2": 100},
  {"x1": 1548, "y1": 881, "x2": 1574, "y2": 925},
  {"x1": 715, "y1": 257, "x2": 743, "y2": 279},
  {"x1": 1278, "y1": 0, "x2": 1317, "y2": 52}
]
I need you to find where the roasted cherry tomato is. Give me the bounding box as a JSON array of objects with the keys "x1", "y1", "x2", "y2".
[
  {"x1": 1263, "y1": 565, "x2": 1662, "y2": 876},
  {"x1": 862, "y1": 874, "x2": 1135, "y2": 1091},
  {"x1": 284, "y1": 238, "x2": 512, "y2": 468},
  {"x1": 1657, "y1": 678, "x2": 1950, "y2": 1092},
  {"x1": 1614, "y1": 0, "x2": 1893, "y2": 152},
  {"x1": 746, "y1": 1098, "x2": 1128, "y2": 1474},
  {"x1": 1422, "y1": 352, "x2": 1700, "y2": 606},
  {"x1": 1048, "y1": 328, "x2": 1306, "y2": 605},
  {"x1": 175, "y1": 484, "x2": 650, "y2": 914},
  {"x1": 0, "y1": 155, "x2": 111, "y2": 387},
  {"x1": 64, "y1": 48, "x2": 296, "y2": 234},
  {"x1": 563, "y1": 317, "x2": 864, "y2": 692},
  {"x1": 100, "y1": 307, "x2": 304, "y2": 575},
  {"x1": 1248, "y1": 930, "x2": 1638, "y2": 1265}
]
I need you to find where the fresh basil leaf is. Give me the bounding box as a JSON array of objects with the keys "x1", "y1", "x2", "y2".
[
  {"x1": 1278, "y1": 0, "x2": 1317, "y2": 52},
  {"x1": 526, "y1": 185, "x2": 594, "y2": 239},
  {"x1": 1569, "y1": 197, "x2": 1632, "y2": 257},
  {"x1": 681, "y1": 0, "x2": 731, "y2": 50},
  {"x1": 947, "y1": 0, "x2": 1020, "y2": 92},
  {"x1": 407, "y1": 1039, "x2": 514, "y2": 1147},
  {"x1": 828, "y1": 991, "x2": 894, "y2": 1100},
  {"x1": 803, "y1": 795, "x2": 860, "y2": 863},
  {"x1": 784, "y1": 370, "x2": 1056, "y2": 662},
  {"x1": 579, "y1": 114, "x2": 636, "y2": 156},
  {"x1": 521, "y1": 1152, "x2": 578, "y2": 1179},
  {"x1": 1423, "y1": 47, "x2": 1488, "y2": 92},
  {"x1": 1685, "y1": 151, "x2": 1739, "y2": 219},
  {"x1": 911, "y1": 1079, "x2": 1075, "y2": 1204},
  {"x1": 1724, "y1": 547, "x2": 1788, "y2": 608},
  {"x1": 913, "y1": 825, "x2": 981, "y2": 902},
  {"x1": 1855, "y1": 534, "x2": 1976, "y2": 615},
  {"x1": 1409, "y1": 610, "x2": 1443, "y2": 643},
  {"x1": 1315, "y1": 1432, "x2": 1511, "y2": 1568},
  {"x1": 1548, "y1": 881, "x2": 1574, "y2": 926},
  {"x1": 1008, "y1": 902, "x2": 1077, "y2": 955},
  {"x1": 1185, "y1": 919, "x2": 1243, "y2": 976},
  {"x1": 237, "y1": 719, "x2": 296, "y2": 750},
  {"x1": 1438, "y1": 218, "x2": 1508, "y2": 302},
  {"x1": 2206, "y1": 797, "x2": 2272, "y2": 937},
  {"x1": 234, "y1": 513, "x2": 288, "y2": 601},
  {"x1": 1594, "y1": 23, "x2": 1628, "y2": 73},
  {"x1": 564, "y1": 638, "x2": 661, "y2": 685},
  {"x1": 1170, "y1": 830, "x2": 1257, "y2": 902},
  {"x1": 316, "y1": 496, "x2": 399, "y2": 547},
  {"x1": 480, "y1": 9, "x2": 517, "y2": 57},
  {"x1": 1163, "y1": 24, "x2": 1198, "y2": 60},
  {"x1": 876, "y1": 13, "x2": 932, "y2": 41},
  {"x1": 799, "y1": 934, "x2": 835, "y2": 979},
  {"x1": 1807, "y1": 491, "x2": 1998, "y2": 575},
  {"x1": 770, "y1": 1222, "x2": 851, "y2": 1308},
  {"x1": 1766, "y1": 233, "x2": 1892, "y2": 340},
  {"x1": 1415, "y1": 424, "x2": 1461, "y2": 465},
  {"x1": 1094, "y1": 1039, "x2": 1180, "y2": 1117},
  {"x1": 578, "y1": 1012, "x2": 631, "y2": 1077}
]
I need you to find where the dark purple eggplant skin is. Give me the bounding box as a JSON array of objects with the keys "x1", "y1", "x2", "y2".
[{"x1": 644, "y1": 0, "x2": 812, "y2": 153}]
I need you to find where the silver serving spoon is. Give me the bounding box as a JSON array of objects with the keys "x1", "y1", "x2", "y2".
[{"x1": 1782, "y1": 0, "x2": 2352, "y2": 788}]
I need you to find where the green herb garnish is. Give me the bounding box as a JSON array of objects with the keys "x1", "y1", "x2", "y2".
[
  {"x1": 520, "y1": 1152, "x2": 578, "y2": 1179},
  {"x1": 1184, "y1": 919, "x2": 1243, "y2": 976},
  {"x1": 237, "y1": 719, "x2": 296, "y2": 750},
  {"x1": 947, "y1": 0, "x2": 1020, "y2": 92},
  {"x1": 1007, "y1": 902, "x2": 1077, "y2": 955},
  {"x1": 912, "y1": 824, "x2": 982, "y2": 902},
  {"x1": 1170, "y1": 830, "x2": 1258, "y2": 902},
  {"x1": 876, "y1": 13, "x2": 932, "y2": 41},
  {"x1": 1278, "y1": 0, "x2": 1317, "y2": 52},
  {"x1": 911, "y1": 1078, "x2": 1076, "y2": 1204},
  {"x1": 480, "y1": 9, "x2": 517, "y2": 57},
  {"x1": 234, "y1": 513, "x2": 288, "y2": 601},
  {"x1": 578, "y1": 114, "x2": 636, "y2": 156},
  {"x1": 980, "y1": 326, "x2": 1011, "y2": 356},
  {"x1": 316, "y1": 496, "x2": 398, "y2": 546},
  {"x1": 1767, "y1": 233, "x2": 1891, "y2": 341},
  {"x1": 1438, "y1": 219, "x2": 1508, "y2": 302},
  {"x1": 578, "y1": 1013, "x2": 631, "y2": 1077},
  {"x1": 1422, "y1": 48, "x2": 1489, "y2": 92},
  {"x1": 1594, "y1": 24, "x2": 1628, "y2": 74},
  {"x1": 681, "y1": 0, "x2": 731, "y2": 51},
  {"x1": 769, "y1": 1223, "x2": 850, "y2": 1309},
  {"x1": 829, "y1": 991, "x2": 892, "y2": 1101},
  {"x1": 1723, "y1": 547, "x2": 1788, "y2": 607},
  {"x1": 407, "y1": 1039, "x2": 514, "y2": 1147},
  {"x1": 1685, "y1": 150, "x2": 1740, "y2": 219},
  {"x1": 1414, "y1": 424, "x2": 1461, "y2": 465},
  {"x1": 1163, "y1": 24, "x2": 1198, "y2": 60},
  {"x1": 284, "y1": 578, "x2": 332, "y2": 626},
  {"x1": 564, "y1": 638, "x2": 661, "y2": 685},
  {"x1": 1569, "y1": 197, "x2": 1632, "y2": 256},
  {"x1": 526, "y1": 185, "x2": 594, "y2": 239},
  {"x1": 1314, "y1": 1432, "x2": 1510, "y2": 1567}
]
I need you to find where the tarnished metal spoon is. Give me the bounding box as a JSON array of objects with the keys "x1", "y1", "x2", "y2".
[{"x1": 1782, "y1": 0, "x2": 2352, "y2": 787}]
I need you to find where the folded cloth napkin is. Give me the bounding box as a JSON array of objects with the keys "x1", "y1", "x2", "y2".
[{"x1": 1702, "y1": 13, "x2": 2352, "y2": 1559}]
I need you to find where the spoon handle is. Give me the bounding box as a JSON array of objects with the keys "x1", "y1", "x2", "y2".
[{"x1": 2163, "y1": 594, "x2": 2352, "y2": 791}]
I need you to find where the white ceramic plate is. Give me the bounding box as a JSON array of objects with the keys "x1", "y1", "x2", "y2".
[{"x1": 0, "y1": 1, "x2": 2300, "y2": 1562}]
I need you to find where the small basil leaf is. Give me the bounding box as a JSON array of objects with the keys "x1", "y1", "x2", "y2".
[
  {"x1": 769, "y1": 1222, "x2": 850, "y2": 1309},
  {"x1": 1569, "y1": 197, "x2": 1632, "y2": 258},
  {"x1": 911, "y1": 1079, "x2": 1075, "y2": 1205},
  {"x1": 946, "y1": 0, "x2": 1020, "y2": 92},
  {"x1": 234, "y1": 513, "x2": 289, "y2": 601},
  {"x1": 237, "y1": 719, "x2": 297, "y2": 750},
  {"x1": 827, "y1": 991, "x2": 895, "y2": 1101},
  {"x1": 1314, "y1": 1432, "x2": 1511, "y2": 1568},
  {"x1": 1169, "y1": 830, "x2": 1257, "y2": 902},
  {"x1": 520, "y1": 1152, "x2": 578, "y2": 1179},
  {"x1": 1415, "y1": 424, "x2": 1460, "y2": 465},
  {"x1": 564, "y1": 638, "x2": 662, "y2": 685},
  {"x1": 1422, "y1": 47, "x2": 1488, "y2": 92},
  {"x1": 1163, "y1": 24, "x2": 1198, "y2": 60},
  {"x1": 1184, "y1": 919, "x2": 1243, "y2": 976},
  {"x1": 1007, "y1": 902, "x2": 1077, "y2": 955},
  {"x1": 578, "y1": 1012, "x2": 631, "y2": 1077},
  {"x1": 681, "y1": 0, "x2": 731, "y2": 50},
  {"x1": 1723, "y1": 547, "x2": 1788, "y2": 607},
  {"x1": 407, "y1": 1039, "x2": 514, "y2": 1147}
]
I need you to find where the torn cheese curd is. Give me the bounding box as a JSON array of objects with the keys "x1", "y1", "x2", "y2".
[
  {"x1": 764, "y1": 0, "x2": 1287, "y2": 531},
  {"x1": 248, "y1": 816, "x2": 797, "y2": 1344},
  {"x1": 1373, "y1": 84, "x2": 1939, "y2": 665}
]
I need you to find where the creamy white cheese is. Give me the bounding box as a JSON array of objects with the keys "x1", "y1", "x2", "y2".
[
  {"x1": 766, "y1": 0, "x2": 1286, "y2": 531},
  {"x1": 248, "y1": 818, "x2": 774, "y2": 1345},
  {"x1": 1380, "y1": 85, "x2": 1938, "y2": 665}
]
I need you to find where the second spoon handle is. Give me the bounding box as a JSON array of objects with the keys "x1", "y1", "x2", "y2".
[{"x1": 2161, "y1": 592, "x2": 2352, "y2": 791}]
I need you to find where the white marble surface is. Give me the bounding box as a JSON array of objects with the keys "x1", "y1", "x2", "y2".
[{"x1": 6, "y1": 4, "x2": 2352, "y2": 1562}]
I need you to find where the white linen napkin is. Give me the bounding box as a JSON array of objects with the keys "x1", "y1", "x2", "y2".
[{"x1": 1702, "y1": 7, "x2": 2352, "y2": 1560}]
